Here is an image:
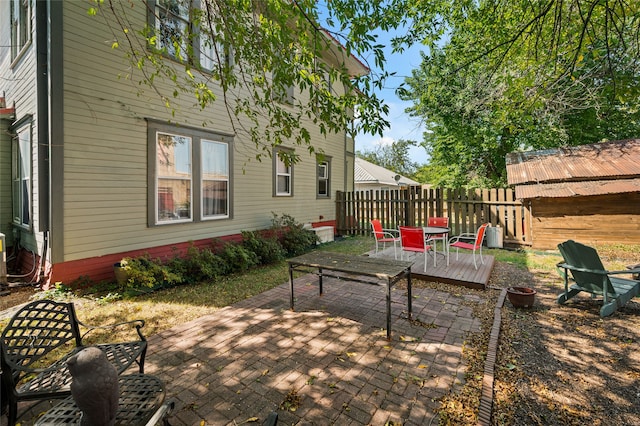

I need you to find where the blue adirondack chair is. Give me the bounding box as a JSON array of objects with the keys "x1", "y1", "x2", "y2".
[{"x1": 556, "y1": 240, "x2": 640, "y2": 317}]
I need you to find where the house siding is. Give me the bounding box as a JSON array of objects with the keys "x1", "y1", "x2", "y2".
[
  {"x1": 49, "y1": 2, "x2": 351, "y2": 282},
  {"x1": 0, "y1": 0, "x2": 42, "y2": 255}
]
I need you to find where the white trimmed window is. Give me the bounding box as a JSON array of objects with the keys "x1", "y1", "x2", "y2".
[
  {"x1": 198, "y1": 2, "x2": 231, "y2": 71},
  {"x1": 275, "y1": 84, "x2": 295, "y2": 106},
  {"x1": 317, "y1": 158, "x2": 330, "y2": 198},
  {"x1": 12, "y1": 123, "x2": 31, "y2": 228},
  {"x1": 154, "y1": 0, "x2": 190, "y2": 60},
  {"x1": 274, "y1": 149, "x2": 293, "y2": 196},
  {"x1": 201, "y1": 140, "x2": 229, "y2": 218},
  {"x1": 152, "y1": 0, "x2": 231, "y2": 70},
  {"x1": 11, "y1": 0, "x2": 31, "y2": 60},
  {"x1": 149, "y1": 120, "x2": 232, "y2": 225}
]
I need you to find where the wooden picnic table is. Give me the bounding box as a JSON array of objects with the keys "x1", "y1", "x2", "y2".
[{"x1": 287, "y1": 252, "x2": 414, "y2": 339}]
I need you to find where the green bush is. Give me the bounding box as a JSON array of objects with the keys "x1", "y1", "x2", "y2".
[
  {"x1": 218, "y1": 242, "x2": 259, "y2": 273},
  {"x1": 166, "y1": 245, "x2": 226, "y2": 284},
  {"x1": 115, "y1": 214, "x2": 317, "y2": 296},
  {"x1": 242, "y1": 230, "x2": 285, "y2": 265},
  {"x1": 119, "y1": 255, "x2": 184, "y2": 294},
  {"x1": 271, "y1": 212, "x2": 318, "y2": 256}
]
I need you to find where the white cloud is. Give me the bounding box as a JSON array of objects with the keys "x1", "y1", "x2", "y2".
[
  {"x1": 375, "y1": 136, "x2": 395, "y2": 147},
  {"x1": 356, "y1": 100, "x2": 429, "y2": 164}
]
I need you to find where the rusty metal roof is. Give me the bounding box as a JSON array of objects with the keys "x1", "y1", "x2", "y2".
[
  {"x1": 515, "y1": 177, "x2": 640, "y2": 199},
  {"x1": 506, "y1": 139, "x2": 640, "y2": 185}
]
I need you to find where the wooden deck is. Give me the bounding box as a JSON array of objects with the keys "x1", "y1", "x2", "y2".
[{"x1": 368, "y1": 247, "x2": 494, "y2": 290}]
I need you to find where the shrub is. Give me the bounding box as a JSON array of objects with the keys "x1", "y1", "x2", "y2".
[
  {"x1": 111, "y1": 214, "x2": 316, "y2": 298},
  {"x1": 271, "y1": 212, "x2": 318, "y2": 256},
  {"x1": 119, "y1": 255, "x2": 184, "y2": 294},
  {"x1": 218, "y1": 242, "x2": 259, "y2": 273},
  {"x1": 166, "y1": 245, "x2": 226, "y2": 284},
  {"x1": 242, "y1": 230, "x2": 285, "y2": 265}
]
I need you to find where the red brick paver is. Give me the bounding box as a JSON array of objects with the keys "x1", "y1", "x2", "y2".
[
  {"x1": 144, "y1": 275, "x2": 482, "y2": 425},
  {"x1": 8, "y1": 274, "x2": 483, "y2": 425}
]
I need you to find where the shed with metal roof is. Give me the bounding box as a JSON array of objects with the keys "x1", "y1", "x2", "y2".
[{"x1": 506, "y1": 139, "x2": 640, "y2": 249}]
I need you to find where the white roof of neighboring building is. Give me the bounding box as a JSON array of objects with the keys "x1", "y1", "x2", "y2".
[{"x1": 355, "y1": 158, "x2": 420, "y2": 186}]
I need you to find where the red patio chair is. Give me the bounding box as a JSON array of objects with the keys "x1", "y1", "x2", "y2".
[
  {"x1": 448, "y1": 223, "x2": 490, "y2": 269},
  {"x1": 426, "y1": 216, "x2": 449, "y2": 260},
  {"x1": 370, "y1": 219, "x2": 400, "y2": 259},
  {"x1": 399, "y1": 226, "x2": 434, "y2": 272}
]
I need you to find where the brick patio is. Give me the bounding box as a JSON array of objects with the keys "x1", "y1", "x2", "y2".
[{"x1": 10, "y1": 273, "x2": 483, "y2": 425}]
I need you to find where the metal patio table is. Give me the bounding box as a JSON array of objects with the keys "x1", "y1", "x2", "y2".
[{"x1": 287, "y1": 252, "x2": 414, "y2": 339}]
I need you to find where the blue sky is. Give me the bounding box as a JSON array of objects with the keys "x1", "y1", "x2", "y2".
[
  {"x1": 354, "y1": 35, "x2": 430, "y2": 165},
  {"x1": 317, "y1": 4, "x2": 431, "y2": 165}
]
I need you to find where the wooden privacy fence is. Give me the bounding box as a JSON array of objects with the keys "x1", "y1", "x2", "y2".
[{"x1": 335, "y1": 186, "x2": 532, "y2": 247}]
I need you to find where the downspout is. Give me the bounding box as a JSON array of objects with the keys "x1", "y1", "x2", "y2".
[
  {"x1": 35, "y1": 0, "x2": 50, "y2": 285},
  {"x1": 36, "y1": 2, "x2": 49, "y2": 231},
  {"x1": 46, "y1": 0, "x2": 64, "y2": 282},
  {"x1": 35, "y1": 0, "x2": 63, "y2": 286}
]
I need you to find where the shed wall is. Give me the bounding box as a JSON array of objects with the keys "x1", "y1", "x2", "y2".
[{"x1": 530, "y1": 193, "x2": 640, "y2": 249}]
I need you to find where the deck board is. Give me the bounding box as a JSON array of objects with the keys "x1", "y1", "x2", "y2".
[{"x1": 368, "y1": 247, "x2": 494, "y2": 290}]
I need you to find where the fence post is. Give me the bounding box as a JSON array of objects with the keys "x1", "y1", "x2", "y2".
[
  {"x1": 407, "y1": 187, "x2": 415, "y2": 226},
  {"x1": 335, "y1": 191, "x2": 344, "y2": 234}
]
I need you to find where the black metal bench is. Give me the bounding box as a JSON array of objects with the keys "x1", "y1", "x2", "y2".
[{"x1": 1, "y1": 299, "x2": 147, "y2": 425}]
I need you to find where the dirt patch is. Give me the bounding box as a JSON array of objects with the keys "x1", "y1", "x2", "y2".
[
  {"x1": 492, "y1": 263, "x2": 640, "y2": 426},
  {"x1": 416, "y1": 258, "x2": 640, "y2": 425},
  {"x1": 0, "y1": 285, "x2": 39, "y2": 313}
]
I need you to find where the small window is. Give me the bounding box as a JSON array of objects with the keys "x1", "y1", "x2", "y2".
[
  {"x1": 11, "y1": 0, "x2": 31, "y2": 60},
  {"x1": 154, "y1": 0, "x2": 190, "y2": 60},
  {"x1": 317, "y1": 158, "x2": 330, "y2": 198},
  {"x1": 274, "y1": 149, "x2": 293, "y2": 197},
  {"x1": 273, "y1": 84, "x2": 294, "y2": 106},
  {"x1": 12, "y1": 123, "x2": 31, "y2": 228}
]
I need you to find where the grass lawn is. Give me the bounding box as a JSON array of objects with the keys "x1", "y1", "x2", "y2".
[{"x1": 11, "y1": 236, "x2": 633, "y2": 343}]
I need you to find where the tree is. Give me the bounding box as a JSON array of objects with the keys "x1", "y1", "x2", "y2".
[
  {"x1": 399, "y1": 0, "x2": 640, "y2": 186},
  {"x1": 90, "y1": 0, "x2": 405, "y2": 165},
  {"x1": 90, "y1": 0, "x2": 640, "y2": 173},
  {"x1": 356, "y1": 139, "x2": 418, "y2": 178}
]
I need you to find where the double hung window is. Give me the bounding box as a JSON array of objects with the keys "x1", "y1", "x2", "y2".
[
  {"x1": 201, "y1": 140, "x2": 229, "y2": 218},
  {"x1": 150, "y1": 121, "x2": 231, "y2": 225},
  {"x1": 156, "y1": 132, "x2": 192, "y2": 222},
  {"x1": 274, "y1": 149, "x2": 293, "y2": 197},
  {"x1": 11, "y1": 0, "x2": 31, "y2": 60},
  {"x1": 317, "y1": 158, "x2": 330, "y2": 198},
  {"x1": 154, "y1": 0, "x2": 190, "y2": 60},
  {"x1": 152, "y1": 0, "x2": 229, "y2": 70},
  {"x1": 12, "y1": 123, "x2": 31, "y2": 228}
]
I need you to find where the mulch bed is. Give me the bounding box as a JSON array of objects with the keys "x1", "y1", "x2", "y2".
[{"x1": 429, "y1": 261, "x2": 640, "y2": 425}]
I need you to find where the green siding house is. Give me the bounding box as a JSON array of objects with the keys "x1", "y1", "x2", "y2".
[{"x1": 0, "y1": 1, "x2": 365, "y2": 285}]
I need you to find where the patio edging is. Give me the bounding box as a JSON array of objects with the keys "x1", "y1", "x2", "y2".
[{"x1": 477, "y1": 287, "x2": 507, "y2": 426}]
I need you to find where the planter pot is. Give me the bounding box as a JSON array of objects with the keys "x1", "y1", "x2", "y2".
[
  {"x1": 506, "y1": 286, "x2": 536, "y2": 308},
  {"x1": 113, "y1": 262, "x2": 129, "y2": 286}
]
